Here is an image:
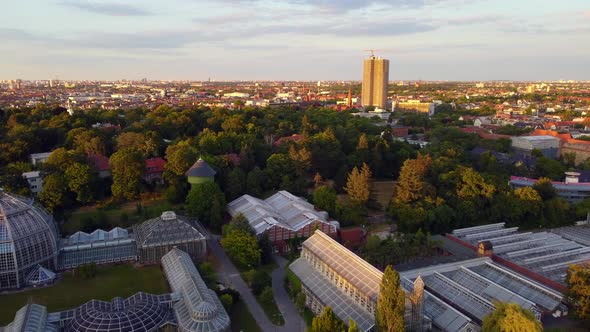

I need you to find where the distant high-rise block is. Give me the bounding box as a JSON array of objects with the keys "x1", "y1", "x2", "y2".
[{"x1": 362, "y1": 55, "x2": 389, "y2": 110}]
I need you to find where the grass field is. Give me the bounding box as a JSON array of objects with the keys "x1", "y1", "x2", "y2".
[
  {"x1": 371, "y1": 180, "x2": 395, "y2": 210},
  {"x1": 0, "y1": 264, "x2": 168, "y2": 325},
  {"x1": 230, "y1": 299, "x2": 261, "y2": 332},
  {"x1": 62, "y1": 198, "x2": 180, "y2": 234}
]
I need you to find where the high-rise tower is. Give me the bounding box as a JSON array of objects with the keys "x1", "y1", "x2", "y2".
[{"x1": 362, "y1": 54, "x2": 389, "y2": 110}]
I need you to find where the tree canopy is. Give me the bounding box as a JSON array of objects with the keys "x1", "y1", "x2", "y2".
[
  {"x1": 482, "y1": 302, "x2": 542, "y2": 332},
  {"x1": 376, "y1": 265, "x2": 405, "y2": 332}
]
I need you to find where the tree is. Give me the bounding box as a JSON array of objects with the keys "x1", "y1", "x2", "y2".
[
  {"x1": 310, "y1": 306, "x2": 346, "y2": 332},
  {"x1": 163, "y1": 142, "x2": 198, "y2": 182},
  {"x1": 259, "y1": 286, "x2": 274, "y2": 305},
  {"x1": 109, "y1": 148, "x2": 144, "y2": 200},
  {"x1": 313, "y1": 172, "x2": 323, "y2": 187},
  {"x1": 65, "y1": 162, "x2": 95, "y2": 204},
  {"x1": 566, "y1": 263, "x2": 590, "y2": 321},
  {"x1": 220, "y1": 230, "x2": 261, "y2": 269},
  {"x1": 357, "y1": 133, "x2": 369, "y2": 150},
  {"x1": 246, "y1": 167, "x2": 265, "y2": 196},
  {"x1": 344, "y1": 163, "x2": 372, "y2": 207},
  {"x1": 46, "y1": 148, "x2": 82, "y2": 173},
  {"x1": 39, "y1": 173, "x2": 68, "y2": 213},
  {"x1": 347, "y1": 319, "x2": 361, "y2": 332},
  {"x1": 457, "y1": 167, "x2": 495, "y2": 201},
  {"x1": 185, "y1": 181, "x2": 226, "y2": 230},
  {"x1": 223, "y1": 213, "x2": 253, "y2": 236},
  {"x1": 289, "y1": 145, "x2": 312, "y2": 176},
  {"x1": 313, "y1": 186, "x2": 337, "y2": 216},
  {"x1": 535, "y1": 157, "x2": 566, "y2": 180},
  {"x1": 220, "y1": 294, "x2": 233, "y2": 312},
  {"x1": 533, "y1": 177, "x2": 557, "y2": 201},
  {"x1": 225, "y1": 167, "x2": 246, "y2": 201},
  {"x1": 265, "y1": 153, "x2": 295, "y2": 189},
  {"x1": 116, "y1": 132, "x2": 152, "y2": 155},
  {"x1": 296, "y1": 292, "x2": 306, "y2": 312},
  {"x1": 376, "y1": 266, "x2": 405, "y2": 332},
  {"x1": 393, "y1": 154, "x2": 433, "y2": 204},
  {"x1": 482, "y1": 302, "x2": 542, "y2": 332}
]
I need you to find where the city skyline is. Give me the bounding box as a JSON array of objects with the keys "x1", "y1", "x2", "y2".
[{"x1": 1, "y1": 0, "x2": 590, "y2": 81}]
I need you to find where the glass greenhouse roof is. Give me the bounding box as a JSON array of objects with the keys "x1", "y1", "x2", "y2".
[
  {"x1": 63, "y1": 292, "x2": 172, "y2": 332},
  {"x1": 227, "y1": 191, "x2": 334, "y2": 235},
  {"x1": 161, "y1": 248, "x2": 230, "y2": 332},
  {"x1": 134, "y1": 212, "x2": 205, "y2": 248},
  {"x1": 26, "y1": 264, "x2": 56, "y2": 286}
]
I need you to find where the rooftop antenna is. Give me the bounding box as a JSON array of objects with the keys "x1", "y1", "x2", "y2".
[{"x1": 363, "y1": 49, "x2": 382, "y2": 58}]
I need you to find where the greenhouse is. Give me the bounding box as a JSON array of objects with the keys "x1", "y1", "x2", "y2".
[
  {"x1": 59, "y1": 293, "x2": 175, "y2": 332},
  {"x1": 162, "y1": 248, "x2": 230, "y2": 332},
  {"x1": 0, "y1": 190, "x2": 59, "y2": 290},
  {"x1": 59, "y1": 228, "x2": 137, "y2": 269},
  {"x1": 4, "y1": 248, "x2": 231, "y2": 332},
  {"x1": 134, "y1": 211, "x2": 207, "y2": 264}
]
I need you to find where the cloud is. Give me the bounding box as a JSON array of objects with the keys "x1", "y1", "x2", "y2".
[
  {"x1": 60, "y1": 1, "x2": 152, "y2": 16},
  {"x1": 0, "y1": 28, "x2": 42, "y2": 41},
  {"x1": 70, "y1": 30, "x2": 209, "y2": 49}
]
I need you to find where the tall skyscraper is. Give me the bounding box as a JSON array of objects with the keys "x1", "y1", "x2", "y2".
[{"x1": 362, "y1": 54, "x2": 389, "y2": 110}]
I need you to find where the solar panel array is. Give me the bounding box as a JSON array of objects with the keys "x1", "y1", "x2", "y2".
[{"x1": 452, "y1": 224, "x2": 590, "y2": 285}]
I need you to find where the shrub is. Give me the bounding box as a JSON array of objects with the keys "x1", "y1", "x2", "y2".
[
  {"x1": 220, "y1": 294, "x2": 233, "y2": 311},
  {"x1": 251, "y1": 271, "x2": 272, "y2": 295},
  {"x1": 259, "y1": 286, "x2": 274, "y2": 305}
]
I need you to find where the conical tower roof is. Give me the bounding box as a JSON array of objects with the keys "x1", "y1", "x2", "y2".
[{"x1": 185, "y1": 158, "x2": 216, "y2": 178}]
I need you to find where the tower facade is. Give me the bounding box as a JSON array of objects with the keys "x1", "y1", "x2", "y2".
[{"x1": 362, "y1": 55, "x2": 389, "y2": 110}]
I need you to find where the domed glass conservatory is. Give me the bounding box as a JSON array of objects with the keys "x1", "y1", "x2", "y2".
[{"x1": 0, "y1": 190, "x2": 59, "y2": 289}]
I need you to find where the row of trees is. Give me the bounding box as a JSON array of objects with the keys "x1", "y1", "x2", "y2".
[{"x1": 388, "y1": 149, "x2": 578, "y2": 235}]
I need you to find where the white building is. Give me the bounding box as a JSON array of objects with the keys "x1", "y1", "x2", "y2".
[
  {"x1": 22, "y1": 171, "x2": 43, "y2": 194},
  {"x1": 30, "y1": 152, "x2": 51, "y2": 166},
  {"x1": 223, "y1": 92, "x2": 250, "y2": 98},
  {"x1": 511, "y1": 136, "x2": 560, "y2": 158}
]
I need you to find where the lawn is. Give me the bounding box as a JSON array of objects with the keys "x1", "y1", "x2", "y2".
[
  {"x1": 0, "y1": 264, "x2": 168, "y2": 325},
  {"x1": 230, "y1": 298, "x2": 261, "y2": 332},
  {"x1": 371, "y1": 180, "x2": 395, "y2": 210},
  {"x1": 62, "y1": 198, "x2": 180, "y2": 234},
  {"x1": 256, "y1": 294, "x2": 285, "y2": 326}
]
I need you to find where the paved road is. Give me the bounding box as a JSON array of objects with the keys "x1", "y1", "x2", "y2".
[
  {"x1": 207, "y1": 235, "x2": 304, "y2": 332},
  {"x1": 272, "y1": 255, "x2": 305, "y2": 332}
]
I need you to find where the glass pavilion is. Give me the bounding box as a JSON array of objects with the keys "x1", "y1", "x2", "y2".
[{"x1": 0, "y1": 191, "x2": 59, "y2": 290}]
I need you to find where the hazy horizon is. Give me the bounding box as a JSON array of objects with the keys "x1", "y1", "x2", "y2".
[{"x1": 2, "y1": 0, "x2": 589, "y2": 81}]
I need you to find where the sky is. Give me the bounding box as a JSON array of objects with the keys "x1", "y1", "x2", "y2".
[{"x1": 1, "y1": 0, "x2": 589, "y2": 81}]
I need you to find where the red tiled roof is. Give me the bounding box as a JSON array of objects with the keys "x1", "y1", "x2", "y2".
[
  {"x1": 274, "y1": 134, "x2": 303, "y2": 146},
  {"x1": 565, "y1": 139, "x2": 590, "y2": 146},
  {"x1": 460, "y1": 127, "x2": 488, "y2": 134},
  {"x1": 479, "y1": 133, "x2": 511, "y2": 140},
  {"x1": 87, "y1": 154, "x2": 110, "y2": 172},
  {"x1": 145, "y1": 157, "x2": 166, "y2": 174},
  {"x1": 223, "y1": 153, "x2": 241, "y2": 166},
  {"x1": 530, "y1": 129, "x2": 571, "y2": 141}
]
